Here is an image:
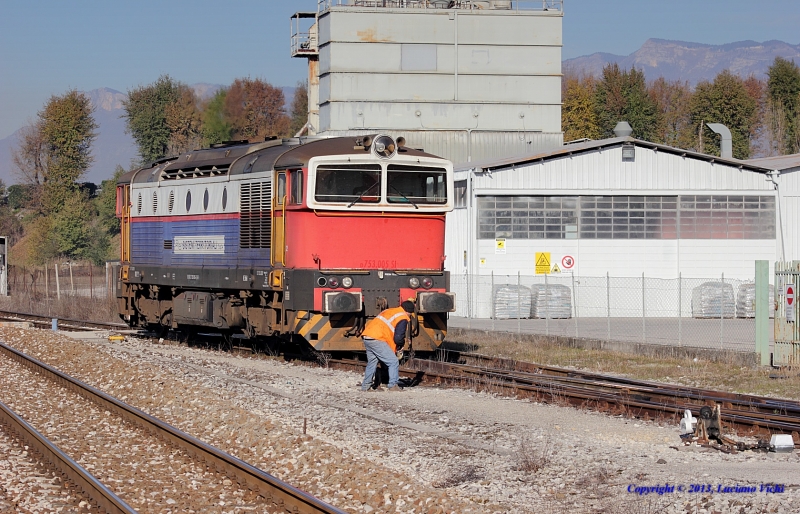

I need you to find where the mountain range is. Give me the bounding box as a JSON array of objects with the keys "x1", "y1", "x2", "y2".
[
  {"x1": 1, "y1": 38, "x2": 799, "y2": 186},
  {"x1": 563, "y1": 38, "x2": 800, "y2": 85}
]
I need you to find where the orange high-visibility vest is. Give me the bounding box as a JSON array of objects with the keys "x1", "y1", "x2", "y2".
[{"x1": 362, "y1": 306, "x2": 409, "y2": 353}]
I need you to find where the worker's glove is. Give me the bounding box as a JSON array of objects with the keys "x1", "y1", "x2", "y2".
[{"x1": 396, "y1": 350, "x2": 404, "y2": 360}]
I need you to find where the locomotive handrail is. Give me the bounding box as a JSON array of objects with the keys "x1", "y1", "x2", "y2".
[{"x1": 281, "y1": 195, "x2": 288, "y2": 266}]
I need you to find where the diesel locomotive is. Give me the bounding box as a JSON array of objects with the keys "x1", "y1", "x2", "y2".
[{"x1": 115, "y1": 134, "x2": 455, "y2": 351}]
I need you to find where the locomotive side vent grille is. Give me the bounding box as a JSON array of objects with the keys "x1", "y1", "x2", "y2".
[
  {"x1": 240, "y1": 181, "x2": 272, "y2": 249},
  {"x1": 163, "y1": 240, "x2": 173, "y2": 250},
  {"x1": 160, "y1": 164, "x2": 230, "y2": 181}
]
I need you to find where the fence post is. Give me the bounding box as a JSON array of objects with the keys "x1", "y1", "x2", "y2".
[
  {"x1": 606, "y1": 272, "x2": 611, "y2": 341},
  {"x1": 642, "y1": 272, "x2": 646, "y2": 344},
  {"x1": 69, "y1": 262, "x2": 75, "y2": 296},
  {"x1": 572, "y1": 272, "x2": 578, "y2": 338},
  {"x1": 678, "y1": 272, "x2": 682, "y2": 347},
  {"x1": 54, "y1": 263, "x2": 60, "y2": 300},
  {"x1": 491, "y1": 271, "x2": 495, "y2": 331},
  {"x1": 544, "y1": 272, "x2": 550, "y2": 336},
  {"x1": 90, "y1": 264, "x2": 93, "y2": 300},
  {"x1": 755, "y1": 260, "x2": 770, "y2": 365},
  {"x1": 720, "y1": 272, "x2": 725, "y2": 348},
  {"x1": 517, "y1": 271, "x2": 521, "y2": 335},
  {"x1": 105, "y1": 262, "x2": 110, "y2": 299},
  {"x1": 44, "y1": 264, "x2": 49, "y2": 299}
]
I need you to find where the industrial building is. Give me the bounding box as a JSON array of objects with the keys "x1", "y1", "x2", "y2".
[{"x1": 292, "y1": 0, "x2": 564, "y2": 163}]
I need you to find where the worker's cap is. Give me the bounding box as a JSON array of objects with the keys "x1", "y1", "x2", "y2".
[{"x1": 401, "y1": 300, "x2": 415, "y2": 313}]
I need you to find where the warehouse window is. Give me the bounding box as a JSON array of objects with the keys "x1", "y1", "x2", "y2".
[
  {"x1": 454, "y1": 180, "x2": 467, "y2": 209},
  {"x1": 477, "y1": 195, "x2": 775, "y2": 240}
]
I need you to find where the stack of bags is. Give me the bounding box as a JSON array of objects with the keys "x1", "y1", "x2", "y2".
[
  {"x1": 735, "y1": 283, "x2": 774, "y2": 318},
  {"x1": 691, "y1": 282, "x2": 735, "y2": 318},
  {"x1": 530, "y1": 284, "x2": 572, "y2": 319},
  {"x1": 492, "y1": 285, "x2": 531, "y2": 319}
]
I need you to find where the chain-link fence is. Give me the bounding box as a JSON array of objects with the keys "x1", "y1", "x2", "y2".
[
  {"x1": 8, "y1": 262, "x2": 115, "y2": 300},
  {"x1": 451, "y1": 272, "x2": 771, "y2": 352}
]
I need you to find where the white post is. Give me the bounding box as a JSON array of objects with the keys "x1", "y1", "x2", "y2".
[
  {"x1": 105, "y1": 262, "x2": 110, "y2": 299},
  {"x1": 572, "y1": 272, "x2": 578, "y2": 338},
  {"x1": 54, "y1": 263, "x2": 60, "y2": 300},
  {"x1": 544, "y1": 272, "x2": 549, "y2": 336},
  {"x1": 720, "y1": 272, "x2": 725, "y2": 348},
  {"x1": 642, "y1": 272, "x2": 646, "y2": 344},
  {"x1": 678, "y1": 272, "x2": 682, "y2": 347},
  {"x1": 606, "y1": 272, "x2": 611, "y2": 341},
  {"x1": 491, "y1": 271, "x2": 495, "y2": 330},
  {"x1": 517, "y1": 271, "x2": 521, "y2": 334}
]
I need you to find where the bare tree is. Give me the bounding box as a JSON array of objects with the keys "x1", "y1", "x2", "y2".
[{"x1": 11, "y1": 120, "x2": 47, "y2": 185}]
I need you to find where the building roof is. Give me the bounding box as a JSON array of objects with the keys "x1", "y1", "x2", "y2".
[
  {"x1": 455, "y1": 136, "x2": 774, "y2": 175},
  {"x1": 744, "y1": 153, "x2": 800, "y2": 172}
]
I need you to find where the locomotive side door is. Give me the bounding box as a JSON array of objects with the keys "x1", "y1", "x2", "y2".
[
  {"x1": 271, "y1": 171, "x2": 287, "y2": 265},
  {"x1": 118, "y1": 184, "x2": 131, "y2": 262}
]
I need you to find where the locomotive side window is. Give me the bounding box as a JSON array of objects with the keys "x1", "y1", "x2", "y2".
[
  {"x1": 289, "y1": 170, "x2": 303, "y2": 205},
  {"x1": 186, "y1": 190, "x2": 192, "y2": 212},
  {"x1": 387, "y1": 165, "x2": 447, "y2": 205},
  {"x1": 315, "y1": 164, "x2": 381, "y2": 203},
  {"x1": 203, "y1": 188, "x2": 209, "y2": 211},
  {"x1": 276, "y1": 173, "x2": 286, "y2": 204},
  {"x1": 222, "y1": 187, "x2": 228, "y2": 211}
]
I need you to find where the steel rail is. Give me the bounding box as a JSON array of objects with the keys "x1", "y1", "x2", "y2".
[
  {"x1": 0, "y1": 342, "x2": 346, "y2": 514},
  {"x1": 0, "y1": 309, "x2": 128, "y2": 332},
  {"x1": 450, "y1": 351, "x2": 800, "y2": 416},
  {"x1": 325, "y1": 356, "x2": 800, "y2": 440},
  {"x1": 0, "y1": 399, "x2": 137, "y2": 514}
]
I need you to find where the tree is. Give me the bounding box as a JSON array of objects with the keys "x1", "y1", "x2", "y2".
[
  {"x1": 766, "y1": 57, "x2": 800, "y2": 154},
  {"x1": 6, "y1": 185, "x2": 34, "y2": 210},
  {"x1": 224, "y1": 77, "x2": 290, "y2": 140},
  {"x1": 202, "y1": 89, "x2": 232, "y2": 146},
  {"x1": 124, "y1": 75, "x2": 187, "y2": 164},
  {"x1": 289, "y1": 81, "x2": 309, "y2": 136},
  {"x1": 38, "y1": 90, "x2": 97, "y2": 216},
  {"x1": 165, "y1": 84, "x2": 202, "y2": 156},
  {"x1": 742, "y1": 75, "x2": 767, "y2": 157},
  {"x1": 11, "y1": 120, "x2": 47, "y2": 186},
  {"x1": 688, "y1": 70, "x2": 757, "y2": 159},
  {"x1": 96, "y1": 166, "x2": 125, "y2": 234},
  {"x1": 594, "y1": 64, "x2": 660, "y2": 141},
  {"x1": 561, "y1": 73, "x2": 601, "y2": 141},
  {"x1": 648, "y1": 77, "x2": 693, "y2": 148}
]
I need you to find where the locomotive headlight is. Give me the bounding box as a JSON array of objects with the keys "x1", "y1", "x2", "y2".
[
  {"x1": 328, "y1": 277, "x2": 340, "y2": 288},
  {"x1": 408, "y1": 277, "x2": 420, "y2": 289},
  {"x1": 342, "y1": 276, "x2": 353, "y2": 288},
  {"x1": 421, "y1": 277, "x2": 434, "y2": 289},
  {"x1": 374, "y1": 141, "x2": 386, "y2": 153}
]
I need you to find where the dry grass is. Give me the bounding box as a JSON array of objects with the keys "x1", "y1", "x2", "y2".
[
  {"x1": 445, "y1": 331, "x2": 800, "y2": 401},
  {"x1": 514, "y1": 435, "x2": 554, "y2": 474},
  {"x1": 432, "y1": 464, "x2": 483, "y2": 488}
]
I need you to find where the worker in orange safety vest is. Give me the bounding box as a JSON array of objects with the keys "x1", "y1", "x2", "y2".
[{"x1": 360, "y1": 300, "x2": 415, "y2": 392}]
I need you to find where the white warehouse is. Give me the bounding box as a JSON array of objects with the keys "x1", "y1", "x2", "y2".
[{"x1": 445, "y1": 136, "x2": 788, "y2": 318}]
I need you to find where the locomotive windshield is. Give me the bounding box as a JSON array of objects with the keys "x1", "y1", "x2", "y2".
[
  {"x1": 387, "y1": 165, "x2": 447, "y2": 205},
  {"x1": 315, "y1": 164, "x2": 381, "y2": 203}
]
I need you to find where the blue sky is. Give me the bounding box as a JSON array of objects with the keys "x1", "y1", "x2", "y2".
[{"x1": 1, "y1": 0, "x2": 798, "y2": 139}]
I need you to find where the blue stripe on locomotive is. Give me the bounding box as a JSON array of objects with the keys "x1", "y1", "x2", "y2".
[{"x1": 130, "y1": 218, "x2": 271, "y2": 268}]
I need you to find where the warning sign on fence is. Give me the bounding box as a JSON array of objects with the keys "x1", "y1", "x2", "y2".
[
  {"x1": 787, "y1": 284, "x2": 795, "y2": 323},
  {"x1": 535, "y1": 252, "x2": 551, "y2": 275}
]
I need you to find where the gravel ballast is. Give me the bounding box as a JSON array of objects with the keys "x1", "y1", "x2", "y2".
[{"x1": 1, "y1": 327, "x2": 798, "y2": 513}]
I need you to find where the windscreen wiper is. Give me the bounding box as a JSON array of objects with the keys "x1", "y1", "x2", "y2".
[
  {"x1": 347, "y1": 181, "x2": 380, "y2": 208},
  {"x1": 388, "y1": 183, "x2": 419, "y2": 209}
]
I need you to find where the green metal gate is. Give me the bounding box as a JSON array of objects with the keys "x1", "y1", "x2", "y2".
[{"x1": 774, "y1": 261, "x2": 800, "y2": 366}]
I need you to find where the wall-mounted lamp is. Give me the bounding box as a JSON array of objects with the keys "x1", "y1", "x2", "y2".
[{"x1": 621, "y1": 142, "x2": 635, "y2": 161}]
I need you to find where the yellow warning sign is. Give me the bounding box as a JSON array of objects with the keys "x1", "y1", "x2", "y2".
[
  {"x1": 479, "y1": 258, "x2": 487, "y2": 267},
  {"x1": 535, "y1": 252, "x2": 551, "y2": 275},
  {"x1": 551, "y1": 263, "x2": 561, "y2": 274},
  {"x1": 495, "y1": 239, "x2": 506, "y2": 254}
]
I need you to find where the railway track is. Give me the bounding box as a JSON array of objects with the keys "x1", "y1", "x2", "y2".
[
  {"x1": 0, "y1": 341, "x2": 345, "y2": 514},
  {"x1": 327, "y1": 350, "x2": 800, "y2": 445},
  {"x1": 0, "y1": 309, "x2": 128, "y2": 332}
]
